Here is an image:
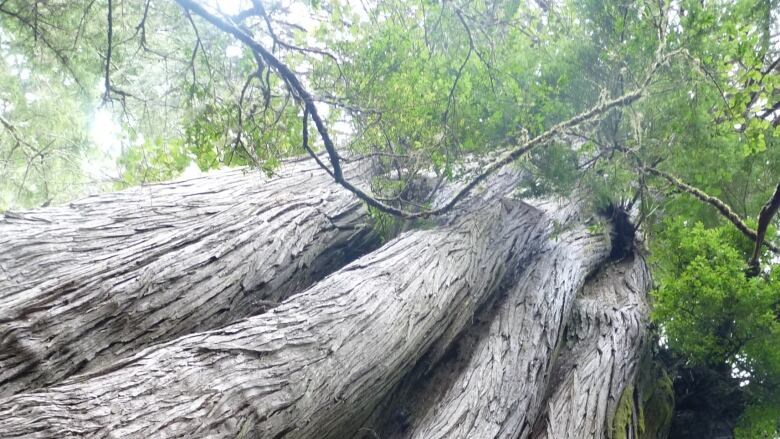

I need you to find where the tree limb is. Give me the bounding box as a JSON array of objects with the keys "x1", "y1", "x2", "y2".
[
  {"x1": 176, "y1": 0, "x2": 672, "y2": 219},
  {"x1": 645, "y1": 166, "x2": 780, "y2": 255},
  {"x1": 748, "y1": 182, "x2": 780, "y2": 273}
]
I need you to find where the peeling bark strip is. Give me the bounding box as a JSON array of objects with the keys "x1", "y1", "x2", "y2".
[
  {"x1": 365, "y1": 213, "x2": 612, "y2": 439},
  {"x1": 531, "y1": 256, "x2": 651, "y2": 439},
  {"x1": 0, "y1": 159, "x2": 378, "y2": 397},
  {"x1": 0, "y1": 198, "x2": 562, "y2": 438}
]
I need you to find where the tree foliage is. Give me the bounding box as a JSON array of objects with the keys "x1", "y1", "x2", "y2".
[
  {"x1": 1, "y1": 0, "x2": 779, "y2": 434},
  {"x1": 652, "y1": 221, "x2": 780, "y2": 436}
]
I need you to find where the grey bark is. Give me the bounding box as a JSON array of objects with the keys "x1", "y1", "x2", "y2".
[
  {"x1": 0, "y1": 194, "x2": 565, "y2": 438},
  {"x1": 0, "y1": 159, "x2": 378, "y2": 397},
  {"x1": 530, "y1": 255, "x2": 651, "y2": 439},
  {"x1": 359, "y1": 243, "x2": 650, "y2": 439},
  {"x1": 359, "y1": 209, "x2": 613, "y2": 439},
  {"x1": 0, "y1": 161, "x2": 657, "y2": 438}
]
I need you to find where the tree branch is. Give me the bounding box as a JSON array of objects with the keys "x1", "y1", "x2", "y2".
[
  {"x1": 302, "y1": 107, "x2": 335, "y2": 178},
  {"x1": 645, "y1": 166, "x2": 780, "y2": 256},
  {"x1": 0, "y1": 3, "x2": 86, "y2": 93},
  {"x1": 177, "y1": 0, "x2": 671, "y2": 219},
  {"x1": 184, "y1": 8, "x2": 213, "y2": 86},
  {"x1": 0, "y1": 114, "x2": 30, "y2": 150},
  {"x1": 102, "y1": 0, "x2": 113, "y2": 103},
  {"x1": 250, "y1": 0, "x2": 344, "y2": 81},
  {"x1": 748, "y1": 182, "x2": 780, "y2": 274},
  {"x1": 441, "y1": 10, "x2": 473, "y2": 127}
]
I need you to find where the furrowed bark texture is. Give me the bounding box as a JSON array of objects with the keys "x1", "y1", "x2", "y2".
[
  {"x1": 530, "y1": 255, "x2": 652, "y2": 439},
  {"x1": 0, "y1": 159, "x2": 378, "y2": 397},
  {"x1": 0, "y1": 196, "x2": 563, "y2": 438},
  {"x1": 362, "y1": 210, "x2": 613, "y2": 439}
]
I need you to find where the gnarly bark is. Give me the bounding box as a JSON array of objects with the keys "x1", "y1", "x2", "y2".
[
  {"x1": 360, "y1": 213, "x2": 613, "y2": 439},
  {"x1": 0, "y1": 159, "x2": 378, "y2": 397},
  {"x1": 0, "y1": 196, "x2": 568, "y2": 439},
  {"x1": 530, "y1": 255, "x2": 652, "y2": 439},
  {"x1": 359, "y1": 242, "x2": 652, "y2": 439},
  {"x1": 0, "y1": 158, "x2": 660, "y2": 439}
]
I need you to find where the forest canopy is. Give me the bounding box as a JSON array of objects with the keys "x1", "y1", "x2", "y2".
[{"x1": 0, "y1": 0, "x2": 779, "y2": 436}]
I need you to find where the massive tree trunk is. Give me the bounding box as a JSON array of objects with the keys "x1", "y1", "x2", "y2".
[
  {"x1": 354, "y1": 251, "x2": 659, "y2": 439},
  {"x1": 0, "y1": 159, "x2": 379, "y2": 397},
  {"x1": 358, "y1": 211, "x2": 610, "y2": 438},
  {"x1": 529, "y1": 255, "x2": 653, "y2": 439},
  {"x1": 0, "y1": 194, "x2": 579, "y2": 436},
  {"x1": 0, "y1": 167, "x2": 667, "y2": 438},
  {"x1": 0, "y1": 195, "x2": 543, "y2": 437}
]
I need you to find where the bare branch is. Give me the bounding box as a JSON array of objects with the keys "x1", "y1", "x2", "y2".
[
  {"x1": 102, "y1": 0, "x2": 113, "y2": 103},
  {"x1": 134, "y1": 0, "x2": 152, "y2": 48},
  {"x1": 441, "y1": 10, "x2": 473, "y2": 127},
  {"x1": 231, "y1": 68, "x2": 264, "y2": 168},
  {"x1": 72, "y1": 0, "x2": 97, "y2": 51},
  {"x1": 184, "y1": 9, "x2": 212, "y2": 86},
  {"x1": 0, "y1": 114, "x2": 31, "y2": 150},
  {"x1": 302, "y1": 108, "x2": 335, "y2": 178},
  {"x1": 249, "y1": 0, "x2": 344, "y2": 80}
]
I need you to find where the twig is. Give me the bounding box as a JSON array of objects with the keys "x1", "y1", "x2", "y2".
[
  {"x1": 184, "y1": 9, "x2": 212, "y2": 86},
  {"x1": 249, "y1": 0, "x2": 343, "y2": 80},
  {"x1": 102, "y1": 0, "x2": 113, "y2": 103},
  {"x1": 302, "y1": 108, "x2": 334, "y2": 178},
  {"x1": 441, "y1": 10, "x2": 473, "y2": 126}
]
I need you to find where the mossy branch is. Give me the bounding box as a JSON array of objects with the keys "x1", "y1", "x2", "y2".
[{"x1": 645, "y1": 167, "x2": 780, "y2": 259}]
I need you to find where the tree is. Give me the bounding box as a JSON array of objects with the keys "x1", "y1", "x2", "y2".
[
  {"x1": 0, "y1": 0, "x2": 779, "y2": 437},
  {"x1": 0, "y1": 169, "x2": 654, "y2": 438}
]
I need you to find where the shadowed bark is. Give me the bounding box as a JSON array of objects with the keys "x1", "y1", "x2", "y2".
[{"x1": 0, "y1": 159, "x2": 378, "y2": 397}]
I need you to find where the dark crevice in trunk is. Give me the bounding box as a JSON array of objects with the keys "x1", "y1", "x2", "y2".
[{"x1": 602, "y1": 203, "x2": 636, "y2": 262}]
